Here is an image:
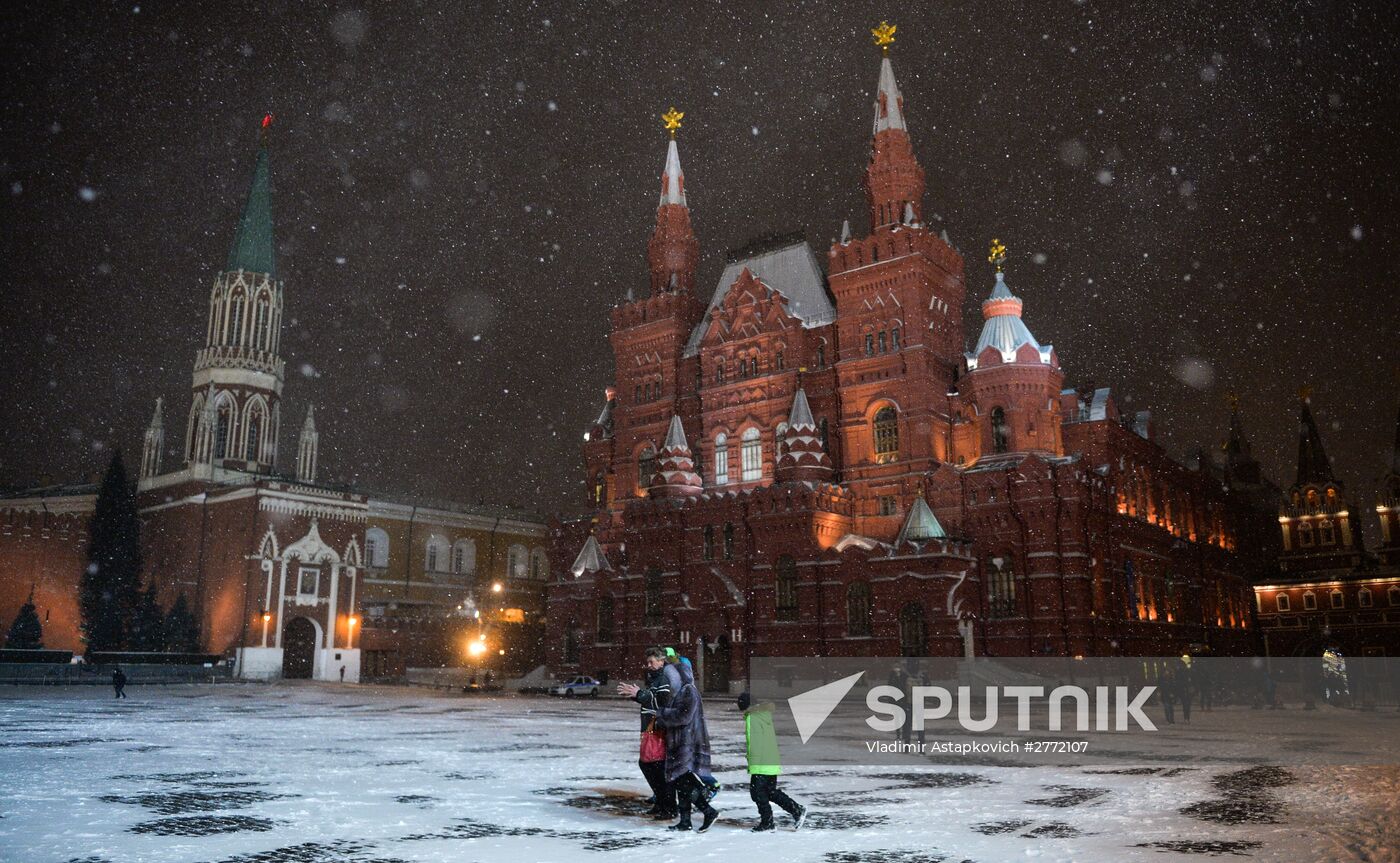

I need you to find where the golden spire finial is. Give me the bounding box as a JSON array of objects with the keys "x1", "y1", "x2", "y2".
[
  {"x1": 988, "y1": 238, "x2": 1007, "y2": 273},
  {"x1": 1225, "y1": 391, "x2": 1240, "y2": 412},
  {"x1": 871, "y1": 21, "x2": 896, "y2": 53},
  {"x1": 1298, "y1": 385, "x2": 1313, "y2": 402},
  {"x1": 661, "y1": 107, "x2": 684, "y2": 138}
]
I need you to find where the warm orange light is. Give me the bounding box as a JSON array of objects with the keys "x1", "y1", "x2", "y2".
[
  {"x1": 262, "y1": 612, "x2": 271, "y2": 623},
  {"x1": 467, "y1": 640, "x2": 487, "y2": 657},
  {"x1": 491, "y1": 582, "x2": 503, "y2": 593},
  {"x1": 348, "y1": 616, "x2": 358, "y2": 627}
]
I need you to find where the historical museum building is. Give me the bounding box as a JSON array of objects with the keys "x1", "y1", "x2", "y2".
[
  {"x1": 548, "y1": 38, "x2": 1275, "y2": 692},
  {"x1": 0, "y1": 121, "x2": 546, "y2": 681}
]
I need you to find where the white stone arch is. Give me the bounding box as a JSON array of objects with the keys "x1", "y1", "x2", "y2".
[
  {"x1": 242, "y1": 394, "x2": 270, "y2": 462},
  {"x1": 212, "y1": 389, "x2": 238, "y2": 459},
  {"x1": 343, "y1": 538, "x2": 362, "y2": 568},
  {"x1": 364, "y1": 527, "x2": 390, "y2": 568},
  {"x1": 258, "y1": 526, "x2": 279, "y2": 559},
  {"x1": 187, "y1": 391, "x2": 206, "y2": 457},
  {"x1": 284, "y1": 520, "x2": 340, "y2": 566}
]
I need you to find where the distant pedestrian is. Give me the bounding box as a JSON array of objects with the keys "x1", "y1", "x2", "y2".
[
  {"x1": 738, "y1": 692, "x2": 807, "y2": 832},
  {"x1": 339, "y1": 665, "x2": 346, "y2": 683},
  {"x1": 112, "y1": 667, "x2": 127, "y2": 699}
]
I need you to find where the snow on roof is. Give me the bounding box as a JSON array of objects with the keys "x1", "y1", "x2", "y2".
[{"x1": 683, "y1": 240, "x2": 835, "y2": 357}]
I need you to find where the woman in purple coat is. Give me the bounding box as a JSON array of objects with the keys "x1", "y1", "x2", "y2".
[{"x1": 654, "y1": 658, "x2": 720, "y2": 832}]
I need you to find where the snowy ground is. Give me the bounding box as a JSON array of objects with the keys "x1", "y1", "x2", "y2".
[{"x1": 1, "y1": 683, "x2": 1397, "y2": 863}]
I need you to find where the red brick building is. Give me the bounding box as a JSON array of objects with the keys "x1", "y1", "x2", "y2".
[
  {"x1": 1253, "y1": 399, "x2": 1400, "y2": 657},
  {"x1": 548, "y1": 47, "x2": 1258, "y2": 692}
]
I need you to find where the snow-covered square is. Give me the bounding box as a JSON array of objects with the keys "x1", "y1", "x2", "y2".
[{"x1": 1, "y1": 684, "x2": 1397, "y2": 863}]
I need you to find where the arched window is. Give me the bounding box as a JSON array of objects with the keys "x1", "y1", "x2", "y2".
[
  {"x1": 245, "y1": 403, "x2": 263, "y2": 462},
  {"x1": 715, "y1": 364, "x2": 726, "y2": 385},
  {"x1": 817, "y1": 344, "x2": 826, "y2": 367},
  {"x1": 596, "y1": 596, "x2": 615, "y2": 643},
  {"x1": 988, "y1": 559, "x2": 1016, "y2": 617},
  {"x1": 1358, "y1": 588, "x2": 1372, "y2": 608},
  {"x1": 229, "y1": 292, "x2": 245, "y2": 345},
  {"x1": 775, "y1": 422, "x2": 788, "y2": 460},
  {"x1": 1317, "y1": 519, "x2": 1335, "y2": 545},
  {"x1": 451, "y1": 539, "x2": 476, "y2": 576},
  {"x1": 878, "y1": 331, "x2": 887, "y2": 353},
  {"x1": 873, "y1": 406, "x2": 899, "y2": 463},
  {"x1": 723, "y1": 522, "x2": 735, "y2": 559},
  {"x1": 592, "y1": 472, "x2": 605, "y2": 505},
  {"x1": 364, "y1": 527, "x2": 390, "y2": 568},
  {"x1": 991, "y1": 407, "x2": 1010, "y2": 454},
  {"x1": 714, "y1": 434, "x2": 729, "y2": 485},
  {"x1": 564, "y1": 625, "x2": 580, "y2": 663},
  {"x1": 1297, "y1": 520, "x2": 1315, "y2": 547},
  {"x1": 703, "y1": 525, "x2": 715, "y2": 560},
  {"x1": 865, "y1": 333, "x2": 875, "y2": 356},
  {"x1": 891, "y1": 327, "x2": 900, "y2": 350},
  {"x1": 775, "y1": 555, "x2": 798, "y2": 621},
  {"x1": 1329, "y1": 589, "x2": 1344, "y2": 609},
  {"x1": 1275, "y1": 593, "x2": 1290, "y2": 612},
  {"x1": 820, "y1": 418, "x2": 829, "y2": 452},
  {"x1": 253, "y1": 297, "x2": 270, "y2": 350},
  {"x1": 425, "y1": 535, "x2": 449, "y2": 573},
  {"x1": 508, "y1": 544, "x2": 529, "y2": 580},
  {"x1": 741, "y1": 428, "x2": 762, "y2": 481},
  {"x1": 847, "y1": 581, "x2": 872, "y2": 636},
  {"x1": 530, "y1": 547, "x2": 548, "y2": 580},
  {"x1": 638, "y1": 445, "x2": 657, "y2": 490},
  {"x1": 215, "y1": 399, "x2": 234, "y2": 459},
  {"x1": 1302, "y1": 591, "x2": 1317, "y2": 611},
  {"x1": 644, "y1": 569, "x2": 663, "y2": 623},
  {"x1": 1389, "y1": 586, "x2": 1400, "y2": 607},
  {"x1": 898, "y1": 603, "x2": 926, "y2": 657},
  {"x1": 776, "y1": 350, "x2": 785, "y2": 370}
]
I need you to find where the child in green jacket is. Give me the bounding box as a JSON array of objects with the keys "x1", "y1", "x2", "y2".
[{"x1": 737, "y1": 692, "x2": 808, "y2": 832}]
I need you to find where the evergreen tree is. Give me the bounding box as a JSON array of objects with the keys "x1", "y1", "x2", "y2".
[
  {"x1": 164, "y1": 593, "x2": 201, "y2": 653},
  {"x1": 80, "y1": 451, "x2": 143, "y2": 653},
  {"x1": 131, "y1": 583, "x2": 166, "y2": 652},
  {"x1": 5, "y1": 589, "x2": 44, "y2": 650}
]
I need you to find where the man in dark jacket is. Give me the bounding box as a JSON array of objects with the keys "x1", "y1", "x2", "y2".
[
  {"x1": 112, "y1": 667, "x2": 127, "y2": 699},
  {"x1": 653, "y1": 657, "x2": 719, "y2": 832},
  {"x1": 618, "y1": 646, "x2": 680, "y2": 818}
]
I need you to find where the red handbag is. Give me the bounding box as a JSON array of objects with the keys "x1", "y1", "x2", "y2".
[{"x1": 640, "y1": 719, "x2": 666, "y2": 763}]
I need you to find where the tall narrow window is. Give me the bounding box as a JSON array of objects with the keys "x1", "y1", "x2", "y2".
[
  {"x1": 703, "y1": 525, "x2": 715, "y2": 560},
  {"x1": 638, "y1": 445, "x2": 657, "y2": 489},
  {"x1": 775, "y1": 422, "x2": 788, "y2": 460},
  {"x1": 879, "y1": 331, "x2": 887, "y2": 353},
  {"x1": 988, "y1": 560, "x2": 1016, "y2": 617},
  {"x1": 775, "y1": 556, "x2": 798, "y2": 621},
  {"x1": 847, "y1": 581, "x2": 872, "y2": 636},
  {"x1": 865, "y1": 333, "x2": 875, "y2": 356},
  {"x1": 245, "y1": 408, "x2": 262, "y2": 462},
  {"x1": 229, "y1": 294, "x2": 245, "y2": 346},
  {"x1": 253, "y1": 299, "x2": 270, "y2": 350},
  {"x1": 891, "y1": 327, "x2": 900, "y2": 350},
  {"x1": 873, "y1": 406, "x2": 899, "y2": 462},
  {"x1": 817, "y1": 344, "x2": 826, "y2": 367},
  {"x1": 820, "y1": 418, "x2": 829, "y2": 451},
  {"x1": 898, "y1": 603, "x2": 926, "y2": 657},
  {"x1": 776, "y1": 350, "x2": 784, "y2": 370},
  {"x1": 596, "y1": 596, "x2": 615, "y2": 643},
  {"x1": 716, "y1": 364, "x2": 726, "y2": 385},
  {"x1": 723, "y1": 522, "x2": 735, "y2": 559},
  {"x1": 991, "y1": 407, "x2": 1010, "y2": 454},
  {"x1": 714, "y1": 433, "x2": 729, "y2": 485},
  {"x1": 215, "y1": 401, "x2": 233, "y2": 459},
  {"x1": 741, "y1": 428, "x2": 762, "y2": 481}
]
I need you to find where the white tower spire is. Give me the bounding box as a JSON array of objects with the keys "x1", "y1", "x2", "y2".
[
  {"x1": 140, "y1": 397, "x2": 165, "y2": 479},
  {"x1": 295, "y1": 404, "x2": 319, "y2": 483}
]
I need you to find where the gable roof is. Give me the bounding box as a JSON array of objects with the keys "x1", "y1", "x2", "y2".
[{"x1": 683, "y1": 240, "x2": 835, "y2": 357}]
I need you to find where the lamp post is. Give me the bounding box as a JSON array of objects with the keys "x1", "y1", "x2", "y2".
[
  {"x1": 347, "y1": 615, "x2": 358, "y2": 649},
  {"x1": 260, "y1": 610, "x2": 271, "y2": 648}
]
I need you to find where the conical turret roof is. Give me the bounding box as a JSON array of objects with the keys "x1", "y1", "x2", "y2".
[{"x1": 226, "y1": 125, "x2": 276, "y2": 278}]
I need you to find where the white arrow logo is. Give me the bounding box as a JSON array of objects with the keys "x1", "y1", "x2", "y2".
[{"x1": 787, "y1": 671, "x2": 865, "y2": 744}]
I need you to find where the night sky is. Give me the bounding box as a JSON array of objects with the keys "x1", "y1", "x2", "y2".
[{"x1": 2, "y1": 2, "x2": 1397, "y2": 524}]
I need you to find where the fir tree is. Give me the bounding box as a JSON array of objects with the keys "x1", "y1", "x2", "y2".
[
  {"x1": 131, "y1": 583, "x2": 166, "y2": 652},
  {"x1": 164, "y1": 593, "x2": 201, "y2": 654},
  {"x1": 5, "y1": 589, "x2": 44, "y2": 650},
  {"x1": 80, "y1": 451, "x2": 143, "y2": 653}
]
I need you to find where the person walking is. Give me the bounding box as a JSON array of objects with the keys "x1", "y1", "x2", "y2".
[
  {"x1": 738, "y1": 692, "x2": 807, "y2": 832},
  {"x1": 112, "y1": 666, "x2": 127, "y2": 699},
  {"x1": 618, "y1": 646, "x2": 680, "y2": 820},
  {"x1": 653, "y1": 655, "x2": 719, "y2": 832}
]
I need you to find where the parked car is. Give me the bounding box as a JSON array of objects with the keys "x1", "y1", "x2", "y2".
[{"x1": 550, "y1": 676, "x2": 602, "y2": 697}]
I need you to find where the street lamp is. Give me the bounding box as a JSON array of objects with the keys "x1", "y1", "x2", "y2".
[
  {"x1": 491, "y1": 582, "x2": 503, "y2": 593},
  {"x1": 347, "y1": 615, "x2": 358, "y2": 649}
]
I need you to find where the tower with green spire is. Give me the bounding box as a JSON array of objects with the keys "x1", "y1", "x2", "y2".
[{"x1": 184, "y1": 115, "x2": 286, "y2": 476}]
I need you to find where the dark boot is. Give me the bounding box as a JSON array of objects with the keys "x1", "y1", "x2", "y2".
[
  {"x1": 698, "y1": 807, "x2": 720, "y2": 833},
  {"x1": 751, "y1": 820, "x2": 775, "y2": 832},
  {"x1": 667, "y1": 819, "x2": 692, "y2": 832},
  {"x1": 792, "y1": 803, "x2": 809, "y2": 831}
]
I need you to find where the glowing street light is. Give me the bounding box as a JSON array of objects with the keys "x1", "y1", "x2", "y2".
[{"x1": 491, "y1": 582, "x2": 503, "y2": 593}]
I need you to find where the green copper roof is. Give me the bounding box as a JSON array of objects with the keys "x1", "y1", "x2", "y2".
[
  {"x1": 896, "y1": 497, "x2": 946, "y2": 545},
  {"x1": 225, "y1": 143, "x2": 276, "y2": 278}
]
